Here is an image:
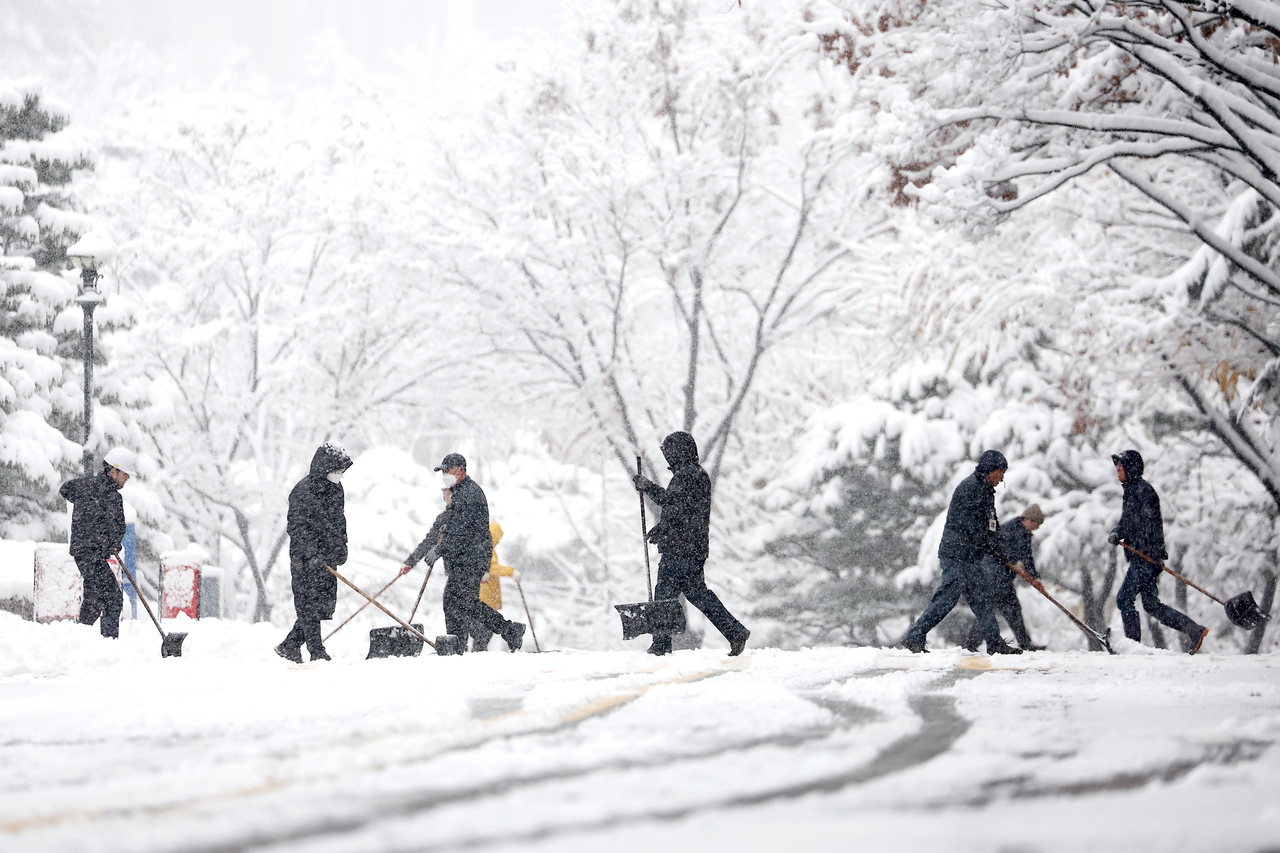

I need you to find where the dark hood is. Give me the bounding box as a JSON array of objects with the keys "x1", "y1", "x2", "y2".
[
  {"x1": 661, "y1": 431, "x2": 699, "y2": 468},
  {"x1": 974, "y1": 450, "x2": 1008, "y2": 478},
  {"x1": 309, "y1": 442, "x2": 353, "y2": 479},
  {"x1": 1112, "y1": 449, "x2": 1144, "y2": 480}
]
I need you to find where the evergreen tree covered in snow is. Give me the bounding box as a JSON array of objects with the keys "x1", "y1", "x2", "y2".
[{"x1": 0, "y1": 78, "x2": 92, "y2": 538}]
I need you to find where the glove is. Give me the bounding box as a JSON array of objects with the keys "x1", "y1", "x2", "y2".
[
  {"x1": 633, "y1": 474, "x2": 647, "y2": 492},
  {"x1": 424, "y1": 546, "x2": 441, "y2": 567},
  {"x1": 482, "y1": 571, "x2": 491, "y2": 583},
  {"x1": 1013, "y1": 561, "x2": 1026, "y2": 575},
  {"x1": 1107, "y1": 531, "x2": 1120, "y2": 546},
  {"x1": 511, "y1": 569, "x2": 521, "y2": 582},
  {"x1": 398, "y1": 564, "x2": 413, "y2": 577}
]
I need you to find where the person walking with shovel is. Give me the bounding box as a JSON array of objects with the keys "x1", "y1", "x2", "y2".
[
  {"x1": 276, "y1": 442, "x2": 352, "y2": 664},
  {"x1": 412, "y1": 454, "x2": 524, "y2": 653},
  {"x1": 1109, "y1": 450, "x2": 1209, "y2": 654},
  {"x1": 901, "y1": 450, "x2": 1023, "y2": 655},
  {"x1": 966, "y1": 504, "x2": 1047, "y2": 652},
  {"x1": 59, "y1": 447, "x2": 135, "y2": 639},
  {"x1": 632, "y1": 432, "x2": 750, "y2": 657}
]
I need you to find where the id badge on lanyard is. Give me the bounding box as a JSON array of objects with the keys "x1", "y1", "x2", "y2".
[{"x1": 989, "y1": 515, "x2": 997, "y2": 533}]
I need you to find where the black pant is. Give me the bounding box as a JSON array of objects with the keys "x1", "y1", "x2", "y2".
[
  {"x1": 967, "y1": 579, "x2": 1033, "y2": 649},
  {"x1": 77, "y1": 557, "x2": 122, "y2": 639},
  {"x1": 650, "y1": 554, "x2": 746, "y2": 653},
  {"x1": 443, "y1": 570, "x2": 510, "y2": 652},
  {"x1": 905, "y1": 557, "x2": 1001, "y2": 648},
  {"x1": 280, "y1": 617, "x2": 325, "y2": 657},
  {"x1": 1116, "y1": 559, "x2": 1203, "y2": 642}
]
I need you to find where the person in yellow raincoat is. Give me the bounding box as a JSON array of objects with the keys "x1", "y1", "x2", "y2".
[{"x1": 472, "y1": 522, "x2": 519, "y2": 650}]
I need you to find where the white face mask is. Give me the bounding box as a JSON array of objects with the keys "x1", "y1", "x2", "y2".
[
  {"x1": 441, "y1": 472, "x2": 458, "y2": 488},
  {"x1": 327, "y1": 469, "x2": 346, "y2": 484}
]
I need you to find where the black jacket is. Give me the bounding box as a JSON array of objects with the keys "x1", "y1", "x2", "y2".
[
  {"x1": 639, "y1": 432, "x2": 711, "y2": 559},
  {"x1": 405, "y1": 509, "x2": 451, "y2": 568},
  {"x1": 1112, "y1": 450, "x2": 1166, "y2": 563},
  {"x1": 59, "y1": 470, "x2": 126, "y2": 561},
  {"x1": 287, "y1": 443, "x2": 350, "y2": 620},
  {"x1": 437, "y1": 475, "x2": 491, "y2": 573},
  {"x1": 982, "y1": 517, "x2": 1038, "y2": 582},
  {"x1": 937, "y1": 451, "x2": 1007, "y2": 565}
]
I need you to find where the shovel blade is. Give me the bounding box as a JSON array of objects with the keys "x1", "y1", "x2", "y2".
[
  {"x1": 1225, "y1": 592, "x2": 1269, "y2": 631},
  {"x1": 435, "y1": 634, "x2": 465, "y2": 656},
  {"x1": 367, "y1": 624, "x2": 426, "y2": 659},
  {"x1": 161, "y1": 633, "x2": 187, "y2": 658},
  {"x1": 615, "y1": 599, "x2": 685, "y2": 641}
]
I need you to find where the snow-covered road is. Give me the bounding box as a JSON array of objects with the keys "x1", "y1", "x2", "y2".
[{"x1": 2, "y1": 614, "x2": 1278, "y2": 853}]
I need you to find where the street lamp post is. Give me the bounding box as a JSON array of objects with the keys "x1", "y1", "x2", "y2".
[{"x1": 66, "y1": 233, "x2": 115, "y2": 475}]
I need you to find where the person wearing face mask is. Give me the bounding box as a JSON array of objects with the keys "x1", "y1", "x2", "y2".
[
  {"x1": 402, "y1": 453, "x2": 524, "y2": 652},
  {"x1": 276, "y1": 442, "x2": 352, "y2": 663}
]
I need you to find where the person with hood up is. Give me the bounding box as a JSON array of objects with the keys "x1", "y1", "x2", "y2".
[
  {"x1": 902, "y1": 450, "x2": 1023, "y2": 655},
  {"x1": 59, "y1": 447, "x2": 135, "y2": 639},
  {"x1": 468, "y1": 522, "x2": 519, "y2": 651},
  {"x1": 1109, "y1": 450, "x2": 1209, "y2": 654},
  {"x1": 276, "y1": 442, "x2": 351, "y2": 663},
  {"x1": 965, "y1": 504, "x2": 1046, "y2": 652},
  {"x1": 632, "y1": 432, "x2": 750, "y2": 656},
  {"x1": 402, "y1": 453, "x2": 525, "y2": 652}
]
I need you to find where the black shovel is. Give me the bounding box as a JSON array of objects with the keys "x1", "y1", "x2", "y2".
[
  {"x1": 615, "y1": 455, "x2": 686, "y2": 641},
  {"x1": 119, "y1": 563, "x2": 186, "y2": 657},
  {"x1": 1122, "y1": 544, "x2": 1271, "y2": 630},
  {"x1": 367, "y1": 563, "x2": 435, "y2": 659}
]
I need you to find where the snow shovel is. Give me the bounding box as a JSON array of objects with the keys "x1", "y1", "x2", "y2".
[
  {"x1": 325, "y1": 565, "x2": 438, "y2": 653},
  {"x1": 366, "y1": 563, "x2": 436, "y2": 660},
  {"x1": 1122, "y1": 544, "x2": 1271, "y2": 630},
  {"x1": 1006, "y1": 561, "x2": 1115, "y2": 654},
  {"x1": 119, "y1": 563, "x2": 186, "y2": 658},
  {"x1": 615, "y1": 455, "x2": 686, "y2": 641}
]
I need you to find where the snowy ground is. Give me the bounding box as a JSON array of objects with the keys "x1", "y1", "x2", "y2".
[{"x1": 1, "y1": 613, "x2": 1278, "y2": 853}]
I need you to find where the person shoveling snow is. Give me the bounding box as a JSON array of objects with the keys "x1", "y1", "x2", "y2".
[{"x1": 276, "y1": 442, "x2": 351, "y2": 664}]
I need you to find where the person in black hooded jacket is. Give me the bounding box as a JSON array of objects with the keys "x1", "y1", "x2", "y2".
[
  {"x1": 902, "y1": 450, "x2": 1022, "y2": 655},
  {"x1": 633, "y1": 432, "x2": 750, "y2": 656},
  {"x1": 1109, "y1": 450, "x2": 1208, "y2": 653},
  {"x1": 276, "y1": 442, "x2": 352, "y2": 663}
]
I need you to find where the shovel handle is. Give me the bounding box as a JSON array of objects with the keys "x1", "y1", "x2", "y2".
[
  {"x1": 1120, "y1": 543, "x2": 1226, "y2": 605},
  {"x1": 324, "y1": 571, "x2": 405, "y2": 641},
  {"x1": 119, "y1": 562, "x2": 168, "y2": 641},
  {"x1": 1006, "y1": 560, "x2": 1114, "y2": 653},
  {"x1": 638, "y1": 455, "x2": 652, "y2": 601},
  {"x1": 515, "y1": 577, "x2": 541, "y2": 652},
  {"x1": 326, "y1": 565, "x2": 436, "y2": 649},
  {"x1": 408, "y1": 563, "x2": 435, "y2": 622}
]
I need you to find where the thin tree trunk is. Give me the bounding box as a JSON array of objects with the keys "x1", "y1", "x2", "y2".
[{"x1": 1245, "y1": 570, "x2": 1277, "y2": 654}]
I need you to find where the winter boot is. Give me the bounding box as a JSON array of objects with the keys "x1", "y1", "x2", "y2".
[
  {"x1": 503, "y1": 621, "x2": 526, "y2": 652},
  {"x1": 646, "y1": 635, "x2": 672, "y2": 655},
  {"x1": 901, "y1": 634, "x2": 928, "y2": 654},
  {"x1": 309, "y1": 647, "x2": 332, "y2": 662},
  {"x1": 1188, "y1": 626, "x2": 1209, "y2": 656},
  {"x1": 987, "y1": 638, "x2": 1024, "y2": 655},
  {"x1": 728, "y1": 628, "x2": 751, "y2": 657},
  {"x1": 275, "y1": 642, "x2": 303, "y2": 664}
]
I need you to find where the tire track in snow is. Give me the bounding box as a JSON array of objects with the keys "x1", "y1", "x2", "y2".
[{"x1": 160, "y1": 668, "x2": 973, "y2": 853}]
